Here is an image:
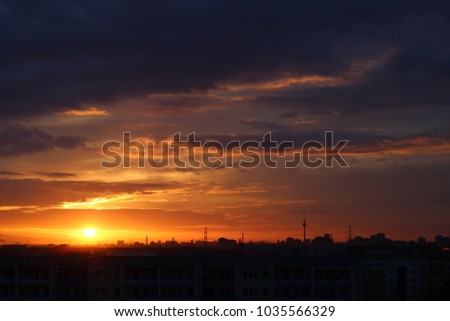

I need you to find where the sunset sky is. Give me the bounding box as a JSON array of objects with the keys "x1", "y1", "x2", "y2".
[{"x1": 0, "y1": 1, "x2": 449, "y2": 244}]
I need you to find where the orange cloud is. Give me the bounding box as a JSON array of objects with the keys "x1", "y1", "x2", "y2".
[
  {"x1": 293, "y1": 119, "x2": 319, "y2": 125},
  {"x1": 220, "y1": 75, "x2": 346, "y2": 91},
  {"x1": 344, "y1": 135, "x2": 450, "y2": 157},
  {"x1": 60, "y1": 107, "x2": 109, "y2": 116}
]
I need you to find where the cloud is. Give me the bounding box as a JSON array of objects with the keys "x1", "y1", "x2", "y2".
[
  {"x1": 220, "y1": 75, "x2": 345, "y2": 91},
  {"x1": 0, "y1": 178, "x2": 183, "y2": 207},
  {"x1": 280, "y1": 111, "x2": 298, "y2": 118},
  {"x1": 0, "y1": 123, "x2": 86, "y2": 157},
  {"x1": 241, "y1": 119, "x2": 284, "y2": 131},
  {"x1": 345, "y1": 133, "x2": 450, "y2": 157},
  {"x1": 31, "y1": 171, "x2": 78, "y2": 178},
  {"x1": 293, "y1": 119, "x2": 318, "y2": 125},
  {"x1": 133, "y1": 94, "x2": 225, "y2": 115},
  {"x1": 59, "y1": 107, "x2": 109, "y2": 116},
  {"x1": 0, "y1": 1, "x2": 449, "y2": 119},
  {"x1": 0, "y1": 171, "x2": 22, "y2": 176}
]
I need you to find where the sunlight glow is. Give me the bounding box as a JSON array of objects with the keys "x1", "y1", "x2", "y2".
[{"x1": 83, "y1": 229, "x2": 97, "y2": 238}]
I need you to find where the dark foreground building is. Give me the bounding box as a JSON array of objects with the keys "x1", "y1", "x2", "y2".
[
  {"x1": 1, "y1": 256, "x2": 358, "y2": 300},
  {"x1": 0, "y1": 240, "x2": 449, "y2": 300}
]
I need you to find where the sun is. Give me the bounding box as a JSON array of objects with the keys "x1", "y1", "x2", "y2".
[{"x1": 83, "y1": 228, "x2": 97, "y2": 238}]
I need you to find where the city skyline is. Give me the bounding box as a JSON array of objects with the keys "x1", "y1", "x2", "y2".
[{"x1": 0, "y1": 223, "x2": 448, "y2": 245}]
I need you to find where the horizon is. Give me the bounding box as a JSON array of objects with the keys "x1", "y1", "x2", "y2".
[{"x1": 1, "y1": 226, "x2": 448, "y2": 246}]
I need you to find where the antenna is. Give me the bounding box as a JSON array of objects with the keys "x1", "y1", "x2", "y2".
[
  {"x1": 204, "y1": 227, "x2": 208, "y2": 249},
  {"x1": 348, "y1": 225, "x2": 352, "y2": 242},
  {"x1": 241, "y1": 232, "x2": 245, "y2": 244},
  {"x1": 302, "y1": 209, "x2": 307, "y2": 242}
]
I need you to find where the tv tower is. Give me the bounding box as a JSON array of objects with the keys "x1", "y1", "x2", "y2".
[{"x1": 302, "y1": 210, "x2": 307, "y2": 242}]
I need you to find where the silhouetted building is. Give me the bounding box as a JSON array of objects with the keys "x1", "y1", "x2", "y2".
[
  {"x1": 312, "y1": 234, "x2": 334, "y2": 245},
  {"x1": 1, "y1": 235, "x2": 449, "y2": 301},
  {"x1": 0, "y1": 256, "x2": 359, "y2": 300}
]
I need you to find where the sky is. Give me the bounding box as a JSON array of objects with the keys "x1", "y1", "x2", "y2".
[{"x1": 0, "y1": 0, "x2": 449, "y2": 244}]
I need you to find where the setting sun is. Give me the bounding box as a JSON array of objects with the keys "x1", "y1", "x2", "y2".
[{"x1": 83, "y1": 229, "x2": 97, "y2": 238}]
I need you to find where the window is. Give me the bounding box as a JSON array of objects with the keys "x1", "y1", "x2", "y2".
[
  {"x1": 96, "y1": 270, "x2": 110, "y2": 278},
  {"x1": 96, "y1": 288, "x2": 110, "y2": 296},
  {"x1": 243, "y1": 288, "x2": 257, "y2": 297},
  {"x1": 243, "y1": 270, "x2": 257, "y2": 279}
]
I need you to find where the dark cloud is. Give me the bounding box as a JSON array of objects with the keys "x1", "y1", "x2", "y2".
[
  {"x1": 0, "y1": 123, "x2": 86, "y2": 157},
  {"x1": 280, "y1": 111, "x2": 298, "y2": 118},
  {"x1": 196, "y1": 129, "x2": 380, "y2": 148},
  {"x1": 0, "y1": 178, "x2": 183, "y2": 207},
  {"x1": 253, "y1": 43, "x2": 450, "y2": 114},
  {"x1": 241, "y1": 119, "x2": 284, "y2": 131},
  {"x1": 192, "y1": 129, "x2": 450, "y2": 159},
  {"x1": 1, "y1": 1, "x2": 450, "y2": 119},
  {"x1": 0, "y1": 171, "x2": 22, "y2": 176},
  {"x1": 31, "y1": 171, "x2": 78, "y2": 178},
  {"x1": 345, "y1": 133, "x2": 450, "y2": 155},
  {"x1": 136, "y1": 94, "x2": 224, "y2": 115}
]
